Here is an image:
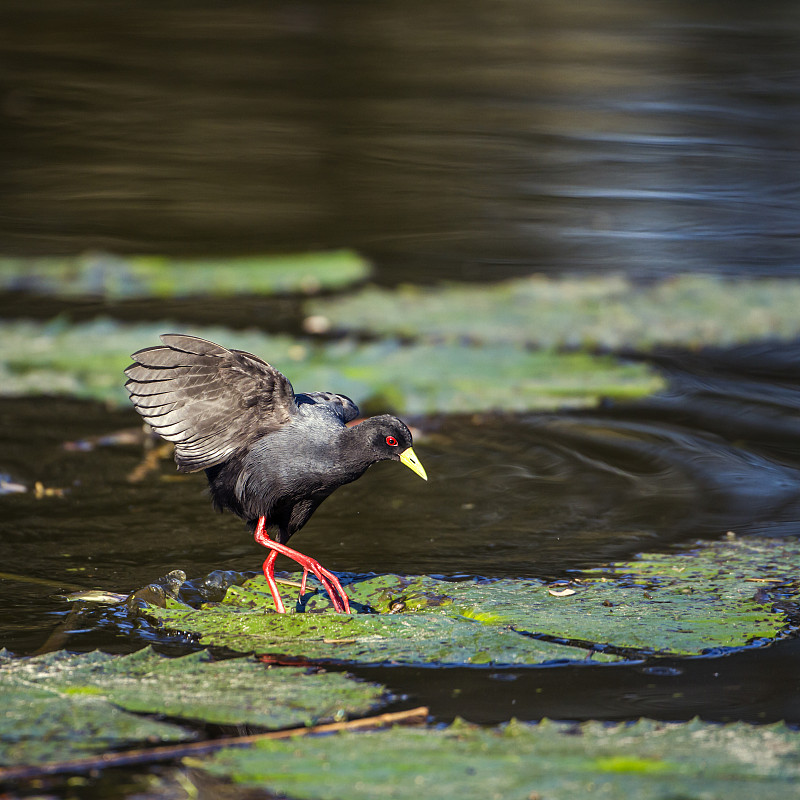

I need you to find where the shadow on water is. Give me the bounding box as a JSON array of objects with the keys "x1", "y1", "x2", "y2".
[{"x1": 353, "y1": 637, "x2": 800, "y2": 725}]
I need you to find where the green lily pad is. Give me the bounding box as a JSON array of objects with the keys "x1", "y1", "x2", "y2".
[
  {"x1": 303, "y1": 338, "x2": 663, "y2": 413},
  {"x1": 0, "y1": 249, "x2": 370, "y2": 299},
  {"x1": 148, "y1": 601, "x2": 611, "y2": 666},
  {"x1": 0, "y1": 319, "x2": 662, "y2": 411},
  {"x1": 142, "y1": 537, "x2": 799, "y2": 662},
  {"x1": 305, "y1": 274, "x2": 800, "y2": 349},
  {"x1": 0, "y1": 691, "x2": 187, "y2": 768},
  {"x1": 201, "y1": 717, "x2": 800, "y2": 799},
  {"x1": 568, "y1": 536, "x2": 800, "y2": 652},
  {"x1": 0, "y1": 647, "x2": 387, "y2": 766},
  {"x1": 0, "y1": 319, "x2": 304, "y2": 405},
  {"x1": 421, "y1": 536, "x2": 797, "y2": 654},
  {"x1": 0, "y1": 649, "x2": 190, "y2": 766}
]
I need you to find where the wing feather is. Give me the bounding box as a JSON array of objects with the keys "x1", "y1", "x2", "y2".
[
  {"x1": 295, "y1": 391, "x2": 360, "y2": 423},
  {"x1": 124, "y1": 334, "x2": 298, "y2": 472}
]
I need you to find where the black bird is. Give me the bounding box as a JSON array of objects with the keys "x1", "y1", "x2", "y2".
[{"x1": 124, "y1": 334, "x2": 427, "y2": 613}]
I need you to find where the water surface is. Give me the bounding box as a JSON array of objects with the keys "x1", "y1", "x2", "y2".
[{"x1": 2, "y1": 1, "x2": 800, "y2": 281}]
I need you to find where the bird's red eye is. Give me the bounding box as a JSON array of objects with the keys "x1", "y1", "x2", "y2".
[{"x1": 385, "y1": 435, "x2": 398, "y2": 447}]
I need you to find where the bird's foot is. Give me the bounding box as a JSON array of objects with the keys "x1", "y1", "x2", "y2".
[
  {"x1": 294, "y1": 555, "x2": 351, "y2": 614},
  {"x1": 254, "y1": 517, "x2": 351, "y2": 613},
  {"x1": 299, "y1": 568, "x2": 309, "y2": 595}
]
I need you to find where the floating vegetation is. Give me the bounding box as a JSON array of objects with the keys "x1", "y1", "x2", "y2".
[
  {"x1": 0, "y1": 647, "x2": 386, "y2": 766},
  {"x1": 201, "y1": 717, "x2": 800, "y2": 799},
  {"x1": 0, "y1": 319, "x2": 662, "y2": 412},
  {"x1": 0, "y1": 249, "x2": 370, "y2": 299},
  {"x1": 305, "y1": 274, "x2": 800, "y2": 349},
  {"x1": 140, "y1": 537, "x2": 799, "y2": 662},
  {"x1": 147, "y1": 591, "x2": 616, "y2": 666}
]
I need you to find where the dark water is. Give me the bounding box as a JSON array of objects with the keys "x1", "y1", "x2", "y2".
[
  {"x1": 3, "y1": 0, "x2": 800, "y2": 794},
  {"x1": 2, "y1": 1, "x2": 800, "y2": 281}
]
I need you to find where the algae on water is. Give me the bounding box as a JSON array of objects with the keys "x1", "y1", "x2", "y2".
[
  {"x1": 0, "y1": 249, "x2": 370, "y2": 299},
  {"x1": 142, "y1": 537, "x2": 800, "y2": 663},
  {"x1": 0, "y1": 647, "x2": 387, "y2": 766},
  {"x1": 201, "y1": 717, "x2": 800, "y2": 800},
  {"x1": 305, "y1": 274, "x2": 800, "y2": 349}
]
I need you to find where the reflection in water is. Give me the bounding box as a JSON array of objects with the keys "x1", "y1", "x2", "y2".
[{"x1": 1, "y1": 2, "x2": 799, "y2": 279}]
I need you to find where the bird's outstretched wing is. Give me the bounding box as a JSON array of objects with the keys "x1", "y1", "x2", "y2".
[{"x1": 125, "y1": 334, "x2": 298, "y2": 472}]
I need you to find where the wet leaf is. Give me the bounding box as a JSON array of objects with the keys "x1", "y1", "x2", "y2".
[
  {"x1": 0, "y1": 250, "x2": 369, "y2": 299},
  {"x1": 158, "y1": 605, "x2": 613, "y2": 666},
  {"x1": 0, "y1": 319, "x2": 662, "y2": 412},
  {"x1": 0, "y1": 647, "x2": 387, "y2": 765},
  {"x1": 142, "y1": 537, "x2": 800, "y2": 661},
  {"x1": 0, "y1": 649, "x2": 190, "y2": 766},
  {"x1": 201, "y1": 717, "x2": 800, "y2": 799},
  {"x1": 305, "y1": 274, "x2": 800, "y2": 349},
  {"x1": 305, "y1": 338, "x2": 663, "y2": 413},
  {"x1": 0, "y1": 319, "x2": 303, "y2": 404}
]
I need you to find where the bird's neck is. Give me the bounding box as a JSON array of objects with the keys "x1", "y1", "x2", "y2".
[{"x1": 338, "y1": 424, "x2": 377, "y2": 475}]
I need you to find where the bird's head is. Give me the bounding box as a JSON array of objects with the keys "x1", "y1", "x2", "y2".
[{"x1": 352, "y1": 415, "x2": 428, "y2": 481}]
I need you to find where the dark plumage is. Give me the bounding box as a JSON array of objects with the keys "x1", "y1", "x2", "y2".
[{"x1": 124, "y1": 333, "x2": 427, "y2": 613}]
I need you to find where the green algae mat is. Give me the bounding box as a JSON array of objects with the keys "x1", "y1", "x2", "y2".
[
  {"x1": 6, "y1": 271, "x2": 800, "y2": 413},
  {"x1": 200, "y1": 718, "x2": 800, "y2": 800},
  {"x1": 141, "y1": 537, "x2": 800, "y2": 664},
  {"x1": 0, "y1": 249, "x2": 370, "y2": 299},
  {"x1": 0, "y1": 318, "x2": 662, "y2": 412},
  {"x1": 305, "y1": 273, "x2": 800, "y2": 349},
  {"x1": 0, "y1": 647, "x2": 386, "y2": 766}
]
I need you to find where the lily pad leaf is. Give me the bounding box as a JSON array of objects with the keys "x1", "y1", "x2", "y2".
[
  {"x1": 305, "y1": 274, "x2": 800, "y2": 350},
  {"x1": 0, "y1": 249, "x2": 370, "y2": 299},
  {"x1": 142, "y1": 537, "x2": 799, "y2": 662},
  {"x1": 0, "y1": 649, "x2": 190, "y2": 767},
  {"x1": 0, "y1": 319, "x2": 662, "y2": 412},
  {"x1": 157, "y1": 605, "x2": 613, "y2": 666},
  {"x1": 201, "y1": 717, "x2": 800, "y2": 800},
  {"x1": 413, "y1": 537, "x2": 795, "y2": 655},
  {"x1": 0, "y1": 647, "x2": 387, "y2": 766}
]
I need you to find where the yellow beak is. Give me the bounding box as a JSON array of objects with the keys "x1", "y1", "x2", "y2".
[{"x1": 399, "y1": 446, "x2": 428, "y2": 481}]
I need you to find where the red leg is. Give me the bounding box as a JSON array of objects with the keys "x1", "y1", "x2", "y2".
[
  {"x1": 261, "y1": 549, "x2": 286, "y2": 614},
  {"x1": 253, "y1": 517, "x2": 351, "y2": 613}
]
